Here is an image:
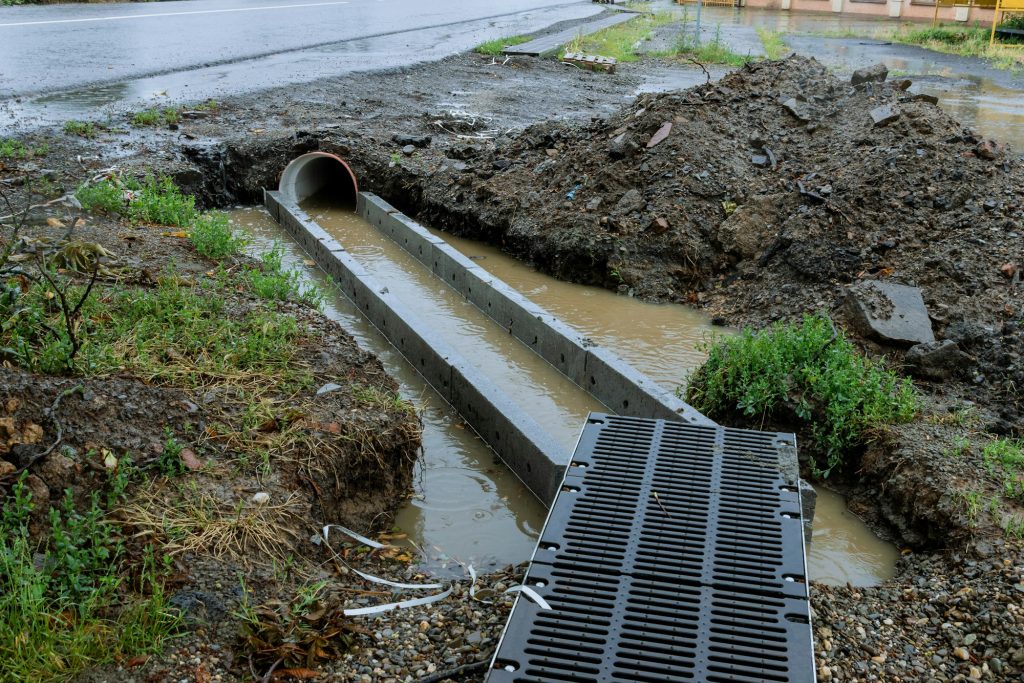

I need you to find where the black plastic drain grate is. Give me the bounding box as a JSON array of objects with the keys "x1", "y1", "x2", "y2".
[{"x1": 487, "y1": 414, "x2": 815, "y2": 683}]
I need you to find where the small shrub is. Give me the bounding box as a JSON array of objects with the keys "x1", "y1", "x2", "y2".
[
  {"x1": 686, "y1": 314, "x2": 918, "y2": 476},
  {"x1": 75, "y1": 178, "x2": 125, "y2": 214},
  {"x1": 189, "y1": 212, "x2": 247, "y2": 259}
]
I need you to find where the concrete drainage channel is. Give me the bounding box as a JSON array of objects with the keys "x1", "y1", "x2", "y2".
[{"x1": 266, "y1": 151, "x2": 724, "y2": 507}]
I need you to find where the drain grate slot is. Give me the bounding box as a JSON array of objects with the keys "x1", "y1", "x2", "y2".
[{"x1": 488, "y1": 414, "x2": 814, "y2": 683}]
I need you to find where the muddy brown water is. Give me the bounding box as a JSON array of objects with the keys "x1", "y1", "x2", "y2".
[{"x1": 230, "y1": 205, "x2": 898, "y2": 586}]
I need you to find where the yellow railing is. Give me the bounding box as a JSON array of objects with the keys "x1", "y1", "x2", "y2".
[{"x1": 991, "y1": 0, "x2": 1024, "y2": 47}]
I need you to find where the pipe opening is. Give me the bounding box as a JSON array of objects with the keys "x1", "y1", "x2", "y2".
[{"x1": 279, "y1": 152, "x2": 358, "y2": 208}]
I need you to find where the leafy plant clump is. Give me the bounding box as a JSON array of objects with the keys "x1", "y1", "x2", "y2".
[
  {"x1": 189, "y1": 212, "x2": 247, "y2": 259},
  {"x1": 131, "y1": 107, "x2": 181, "y2": 127},
  {"x1": 75, "y1": 173, "x2": 196, "y2": 226},
  {"x1": 62, "y1": 120, "x2": 99, "y2": 139},
  {"x1": 0, "y1": 476, "x2": 180, "y2": 682},
  {"x1": 686, "y1": 314, "x2": 918, "y2": 476}
]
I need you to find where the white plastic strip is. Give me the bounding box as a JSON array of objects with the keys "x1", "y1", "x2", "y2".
[
  {"x1": 344, "y1": 586, "x2": 454, "y2": 617},
  {"x1": 505, "y1": 585, "x2": 552, "y2": 610},
  {"x1": 321, "y1": 524, "x2": 385, "y2": 549},
  {"x1": 349, "y1": 565, "x2": 444, "y2": 591}
]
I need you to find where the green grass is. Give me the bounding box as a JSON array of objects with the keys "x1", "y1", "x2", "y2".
[
  {"x1": 664, "y1": 23, "x2": 755, "y2": 66},
  {"x1": 475, "y1": 34, "x2": 531, "y2": 55},
  {"x1": 63, "y1": 120, "x2": 99, "y2": 139},
  {"x1": 685, "y1": 314, "x2": 918, "y2": 477},
  {"x1": 983, "y1": 438, "x2": 1024, "y2": 503},
  {"x1": 189, "y1": 211, "x2": 247, "y2": 259},
  {"x1": 756, "y1": 27, "x2": 788, "y2": 60},
  {"x1": 1, "y1": 268, "x2": 308, "y2": 378},
  {"x1": 0, "y1": 476, "x2": 180, "y2": 683},
  {"x1": 132, "y1": 107, "x2": 181, "y2": 127},
  {"x1": 75, "y1": 174, "x2": 196, "y2": 226},
  {"x1": 0, "y1": 138, "x2": 48, "y2": 160},
  {"x1": 237, "y1": 243, "x2": 322, "y2": 308},
  {"x1": 562, "y1": 11, "x2": 676, "y2": 63}
]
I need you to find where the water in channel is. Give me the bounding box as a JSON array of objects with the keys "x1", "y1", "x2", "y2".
[{"x1": 230, "y1": 205, "x2": 898, "y2": 586}]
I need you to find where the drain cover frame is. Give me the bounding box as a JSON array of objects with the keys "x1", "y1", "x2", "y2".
[{"x1": 487, "y1": 414, "x2": 815, "y2": 683}]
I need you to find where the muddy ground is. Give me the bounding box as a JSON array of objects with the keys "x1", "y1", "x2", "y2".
[{"x1": 2, "y1": 20, "x2": 1023, "y2": 683}]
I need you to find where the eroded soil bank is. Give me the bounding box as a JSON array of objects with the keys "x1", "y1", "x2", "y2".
[{"x1": 2, "y1": 42, "x2": 1022, "y2": 682}]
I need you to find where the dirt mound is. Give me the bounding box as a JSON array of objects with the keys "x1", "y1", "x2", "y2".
[{"x1": 416, "y1": 55, "x2": 1020, "y2": 424}]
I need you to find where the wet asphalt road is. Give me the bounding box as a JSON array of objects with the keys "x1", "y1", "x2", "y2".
[{"x1": 0, "y1": 0, "x2": 599, "y2": 108}]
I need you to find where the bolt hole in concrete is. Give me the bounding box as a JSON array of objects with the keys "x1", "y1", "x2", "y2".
[{"x1": 230, "y1": 204, "x2": 897, "y2": 586}]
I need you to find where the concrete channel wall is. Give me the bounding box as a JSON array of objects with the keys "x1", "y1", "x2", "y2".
[
  {"x1": 356, "y1": 192, "x2": 715, "y2": 428},
  {"x1": 264, "y1": 189, "x2": 718, "y2": 508},
  {"x1": 266, "y1": 190, "x2": 567, "y2": 505}
]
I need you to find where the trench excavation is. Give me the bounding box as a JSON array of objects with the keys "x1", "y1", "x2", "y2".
[{"x1": 240, "y1": 152, "x2": 898, "y2": 585}]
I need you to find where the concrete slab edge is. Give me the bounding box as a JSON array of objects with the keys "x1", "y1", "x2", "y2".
[
  {"x1": 265, "y1": 190, "x2": 569, "y2": 506},
  {"x1": 356, "y1": 192, "x2": 716, "y2": 428}
]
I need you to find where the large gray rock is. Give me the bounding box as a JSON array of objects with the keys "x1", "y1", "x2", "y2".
[
  {"x1": 844, "y1": 280, "x2": 935, "y2": 346},
  {"x1": 905, "y1": 340, "x2": 970, "y2": 380},
  {"x1": 851, "y1": 63, "x2": 888, "y2": 86}
]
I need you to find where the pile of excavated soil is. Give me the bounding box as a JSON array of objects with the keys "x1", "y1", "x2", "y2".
[{"x1": 409, "y1": 55, "x2": 1021, "y2": 427}]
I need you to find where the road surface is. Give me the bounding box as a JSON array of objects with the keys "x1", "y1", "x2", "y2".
[{"x1": 0, "y1": 0, "x2": 601, "y2": 125}]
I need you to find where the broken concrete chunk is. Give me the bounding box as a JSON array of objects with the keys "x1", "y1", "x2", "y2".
[
  {"x1": 401, "y1": 144, "x2": 416, "y2": 156},
  {"x1": 781, "y1": 97, "x2": 811, "y2": 123},
  {"x1": 905, "y1": 340, "x2": 969, "y2": 380},
  {"x1": 851, "y1": 63, "x2": 888, "y2": 86},
  {"x1": 751, "y1": 154, "x2": 770, "y2": 168},
  {"x1": 844, "y1": 280, "x2": 935, "y2": 346},
  {"x1": 608, "y1": 132, "x2": 637, "y2": 160},
  {"x1": 870, "y1": 105, "x2": 901, "y2": 127},
  {"x1": 646, "y1": 122, "x2": 672, "y2": 149}
]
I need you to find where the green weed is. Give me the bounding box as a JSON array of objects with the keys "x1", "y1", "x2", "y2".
[
  {"x1": 75, "y1": 174, "x2": 195, "y2": 226},
  {"x1": 982, "y1": 438, "x2": 1024, "y2": 503},
  {"x1": 158, "y1": 429, "x2": 186, "y2": 477},
  {"x1": 0, "y1": 476, "x2": 180, "y2": 683},
  {"x1": 194, "y1": 99, "x2": 220, "y2": 112},
  {"x1": 75, "y1": 179, "x2": 125, "y2": 214},
  {"x1": 944, "y1": 435, "x2": 970, "y2": 458},
  {"x1": 475, "y1": 35, "x2": 531, "y2": 55},
  {"x1": 563, "y1": 11, "x2": 676, "y2": 63},
  {"x1": 240, "y1": 243, "x2": 322, "y2": 308},
  {"x1": 671, "y1": 24, "x2": 753, "y2": 66},
  {"x1": 131, "y1": 107, "x2": 181, "y2": 127},
  {"x1": 128, "y1": 175, "x2": 196, "y2": 226},
  {"x1": 756, "y1": 27, "x2": 788, "y2": 60},
  {"x1": 189, "y1": 212, "x2": 247, "y2": 259},
  {"x1": 0, "y1": 139, "x2": 47, "y2": 160},
  {"x1": 686, "y1": 314, "x2": 918, "y2": 476},
  {"x1": 63, "y1": 120, "x2": 98, "y2": 139}
]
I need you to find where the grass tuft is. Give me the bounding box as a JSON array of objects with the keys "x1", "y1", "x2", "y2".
[
  {"x1": 686, "y1": 314, "x2": 918, "y2": 476},
  {"x1": 63, "y1": 120, "x2": 99, "y2": 139},
  {"x1": 475, "y1": 35, "x2": 531, "y2": 55},
  {"x1": 189, "y1": 212, "x2": 247, "y2": 259},
  {"x1": 562, "y1": 11, "x2": 676, "y2": 63}
]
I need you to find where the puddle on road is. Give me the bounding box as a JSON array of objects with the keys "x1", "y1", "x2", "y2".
[
  {"x1": 807, "y1": 488, "x2": 900, "y2": 587},
  {"x1": 230, "y1": 205, "x2": 899, "y2": 586}
]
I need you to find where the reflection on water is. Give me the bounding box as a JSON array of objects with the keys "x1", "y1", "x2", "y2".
[
  {"x1": 430, "y1": 229, "x2": 717, "y2": 393},
  {"x1": 807, "y1": 487, "x2": 900, "y2": 586}
]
